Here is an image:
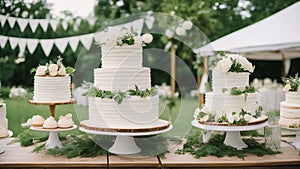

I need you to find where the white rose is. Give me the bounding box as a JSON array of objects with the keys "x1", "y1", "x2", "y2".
[
  {"x1": 230, "y1": 54, "x2": 254, "y2": 72},
  {"x1": 141, "y1": 33, "x2": 153, "y2": 44},
  {"x1": 244, "y1": 114, "x2": 253, "y2": 122},
  {"x1": 58, "y1": 67, "x2": 66, "y2": 76},
  {"x1": 217, "y1": 58, "x2": 232, "y2": 72},
  {"x1": 49, "y1": 70, "x2": 58, "y2": 76},
  {"x1": 48, "y1": 64, "x2": 58, "y2": 72},
  {"x1": 193, "y1": 107, "x2": 201, "y2": 119},
  {"x1": 283, "y1": 84, "x2": 291, "y2": 92},
  {"x1": 182, "y1": 20, "x2": 193, "y2": 30},
  {"x1": 134, "y1": 36, "x2": 142, "y2": 45},
  {"x1": 175, "y1": 27, "x2": 186, "y2": 36},
  {"x1": 36, "y1": 66, "x2": 47, "y2": 76},
  {"x1": 233, "y1": 114, "x2": 240, "y2": 121},
  {"x1": 200, "y1": 115, "x2": 209, "y2": 122},
  {"x1": 227, "y1": 115, "x2": 234, "y2": 124},
  {"x1": 165, "y1": 29, "x2": 174, "y2": 38}
]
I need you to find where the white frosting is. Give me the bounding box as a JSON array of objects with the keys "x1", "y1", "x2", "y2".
[
  {"x1": 0, "y1": 104, "x2": 8, "y2": 137},
  {"x1": 58, "y1": 114, "x2": 73, "y2": 128},
  {"x1": 33, "y1": 76, "x2": 71, "y2": 102},
  {"x1": 43, "y1": 116, "x2": 58, "y2": 129},
  {"x1": 31, "y1": 115, "x2": 45, "y2": 126},
  {"x1": 101, "y1": 44, "x2": 142, "y2": 68},
  {"x1": 286, "y1": 92, "x2": 300, "y2": 105},
  {"x1": 212, "y1": 70, "x2": 249, "y2": 93},
  {"x1": 88, "y1": 96, "x2": 159, "y2": 128},
  {"x1": 204, "y1": 92, "x2": 258, "y2": 117},
  {"x1": 94, "y1": 68, "x2": 150, "y2": 91}
]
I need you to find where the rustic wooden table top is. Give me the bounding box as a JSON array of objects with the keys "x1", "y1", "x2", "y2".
[{"x1": 1, "y1": 136, "x2": 300, "y2": 168}]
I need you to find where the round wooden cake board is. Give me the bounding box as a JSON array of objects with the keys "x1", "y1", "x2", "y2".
[
  {"x1": 192, "y1": 117, "x2": 268, "y2": 150},
  {"x1": 0, "y1": 130, "x2": 13, "y2": 154},
  {"x1": 79, "y1": 119, "x2": 172, "y2": 155}
]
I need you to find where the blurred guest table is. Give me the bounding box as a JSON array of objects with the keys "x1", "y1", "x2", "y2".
[{"x1": 256, "y1": 88, "x2": 285, "y2": 112}]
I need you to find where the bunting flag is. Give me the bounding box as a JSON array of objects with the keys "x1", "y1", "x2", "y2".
[{"x1": 0, "y1": 19, "x2": 144, "y2": 56}]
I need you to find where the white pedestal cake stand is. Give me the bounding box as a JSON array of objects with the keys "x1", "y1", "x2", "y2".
[
  {"x1": 80, "y1": 120, "x2": 172, "y2": 155},
  {"x1": 282, "y1": 127, "x2": 300, "y2": 150},
  {"x1": 0, "y1": 130, "x2": 13, "y2": 154},
  {"x1": 191, "y1": 119, "x2": 268, "y2": 150},
  {"x1": 30, "y1": 125, "x2": 77, "y2": 149}
]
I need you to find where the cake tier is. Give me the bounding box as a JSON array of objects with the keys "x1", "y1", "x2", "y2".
[
  {"x1": 33, "y1": 76, "x2": 71, "y2": 102},
  {"x1": 94, "y1": 68, "x2": 150, "y2": 91},
  {"x1": 88, "y1": 96, "x2": 159, "y2": 128},
  {"x1": 0, "y1": 104, "x2": 8, "y2": 137},
  {"x1": 279, "y1": 118, "x2": 300, "y2": 128},
  {"x1": 212, "y1": 71, "x2": 249, "y2": 93},
  {"x1": 286, "y1": 91, "x2": 300, "y2": 105},
  {"x1": 101, "y1": 44, "x2": 142, "y2": 68},
  {"x1": 204, "y1": 92, "x2": 258, "y2": 116}
]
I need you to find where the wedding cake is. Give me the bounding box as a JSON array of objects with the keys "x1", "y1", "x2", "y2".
[
  {"x1": 80, "y1": 28, "x2": 169, "y2": 131},
  {"x1": 194, "y1": 54, "x2": 265, "y2": 125},
  {"x1": 32, "y1": 57, "x2": 75, "y2": 102},
  {"x1": 279, "y1": 74, "x2": 300, "y2": 128},
  {"x1": 0, "y1": 102, "x2": 8, "y2": 137}
]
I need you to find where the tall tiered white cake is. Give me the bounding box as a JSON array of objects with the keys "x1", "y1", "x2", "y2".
[
  {"x1": 279, "y1": 74, "x2": 300, "y2": 128},
  {"x1": 194, "y1": 54, "x2": 265, "y2": 125},
  {"x1": 0, "y1": 102, "x2": 8, "y2": 138},
  {"x1": 81, "y1": 29, "x2": 169, "y2": 131}
]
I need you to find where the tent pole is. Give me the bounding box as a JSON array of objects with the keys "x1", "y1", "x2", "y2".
[
  {"x1": 199, "y1": 56, "x2": 208, "y2": 106},
  {"x1": 281, "y1": 51, "x2": 286, "y2": 77}
]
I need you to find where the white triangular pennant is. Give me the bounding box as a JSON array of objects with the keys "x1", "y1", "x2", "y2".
[
  {"x1": 9, "y1": 37, "x2": 19, "y2": 49},
  {"x1": 0, "y1": 15, "x2": 7, "y2": 27},
  {"x1": 69, "y1": 36, "x2": 79, "y2": 52},
  {"x1": 61, "y1": 20, "x2": 68, "y2": 30},
  {"x1": 79, "y1": 34, "x2": 94, "y2": 50},
  {"x1": 18, "y1": 38, "x2": 27, "y2": 53},
  {"x1": 0, "y1": 35, "x2": 8, "y2": 48},
  {"x1": 7, "y1": 16, "x2": 16, "y2": 28},
  {"x1": 16, "y1": 18, "x2": 29, "y2": 32},
  {"x1": 27, "y1": 39, "x2": 39, "y2": 54},
  {"x1": 49, "y1": 19, "x2": 59, "y2": 31},
  {"x1": 29, "y1": 19, "x2": 39, "y2": 32},
  {"x1": 54, "y1": 38, "x2": 68, "y2": 53},
  {"x1": 145, "y1": 16, "x2": 155, "y2": 29},
  {"x1": 40, "y1": 39, "x2": 54, "y2": 56},
  {"x1": 87, "y1": 18, "x2": 96, "y2": 26},
  {"x1": 39, "y1": 19, "x2": 49, "y2": 32}
]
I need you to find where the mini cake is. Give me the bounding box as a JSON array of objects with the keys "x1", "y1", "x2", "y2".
[
  {"x1": 31, "y1": 115, "x2": 45, "y2": 127},
  {"x1": 194, "y1": 54, "x2": 265, "y2": 125},
  {"x1": 43, "y1": 116, "x2": 58, "y2": 129},
  {"x1": 0, "y1": 102, "x2": 9, "y2": 137},
  {"x1": 32, "y1": 56, "x2": 75, "y2": 102},
  {"x1": 279, "y1": 74, "x2": 300, "y2": 128},
  {"x1": 58, "y1": 113, "x2": 74, "y2": 128}
]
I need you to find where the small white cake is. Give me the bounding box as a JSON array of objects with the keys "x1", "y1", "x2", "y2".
[
  {"x1": 0, "y1": 103, "x2": 9, "y2": 137},
  {"x1": 279, "y1": 91, "x2": 300, "y2": 128}
]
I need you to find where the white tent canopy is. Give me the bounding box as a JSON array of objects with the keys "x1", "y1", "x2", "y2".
[{"x1": 195, "y1": 2, "x2": 300, "y2": 61}]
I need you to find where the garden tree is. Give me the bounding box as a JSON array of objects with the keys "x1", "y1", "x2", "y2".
[{"x1": 0, "y1": 0, "x2": 95, "y2": 86}]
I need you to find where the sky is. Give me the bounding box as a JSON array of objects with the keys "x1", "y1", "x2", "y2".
[{"x1": 46, "y1": 0, "x2": 96, "y2": 18}]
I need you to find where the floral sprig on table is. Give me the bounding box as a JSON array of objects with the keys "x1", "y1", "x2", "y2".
[
  {"x1": 31, "y1": 56, "x2": 75, "y2": 76},
  {"x1": 194, "y1": 106, "x2": 263, "y2": 125},
  {"x1": 82, "y1": 82, "x2": 157, "y2": 104},
  {"x1": 216, "y1": 53, "x2": 254, "y2": 73},
  {"x1": 96, "y1": 27, "x2": 153, "y2": 46},
  {"x1": 282, "y1": 73, "x2": 300, "y2": 92},
  {"x1": 222, "y1": 86, "x2": 257, "y2": 101}
]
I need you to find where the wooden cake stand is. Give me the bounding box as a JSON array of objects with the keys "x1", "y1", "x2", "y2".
[
  {"x1": 28, "y1": 99, "x2": 77, "y2": 149},
  {"x1": 0, "y1": 130, "x2": 13, "y2": 154},
  {"x1": 192, "y1": 116, "x2": 268, "y2": 150},
  {"x1": 80, "y1": 119, "x2": 172, "y2": 154}
]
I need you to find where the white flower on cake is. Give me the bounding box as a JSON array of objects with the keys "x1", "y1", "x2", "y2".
[
  {"x1": 58, "y1": 67, "x2": 66, "y2": 76},
  {"x1": 244, "y1": 114, "x2": 253, "y2": 122},
  {"x1": 282, "y1": 74, "x2": 300, "y2": 92},
  {"x1": 216, "y1": 57, "x2": 232, "y2": 72},
  {"x1": 49, "y1": 70, "x2": 58, "y2": 77},
  {"x1": 182, "y1": 20, "x2": 193, "y2": 30},
  {"x1": 227, "y1": 114, "x2": 235, "y2": 124},
  {"x1": 48, "y1": 64, "x2": 58, "y2": 72},
  {"x1": 36, "y1": 66, "x2": 47, "y2": 76}
]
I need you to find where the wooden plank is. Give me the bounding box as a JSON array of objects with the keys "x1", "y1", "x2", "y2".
[
  {"x1": 108, "y1": 154, "x2": 160, "y2": 168},
  {"x1": 160, "y1": 137, "x2": 300, "y2": 168},
  {"x1": 0, "y1": 138, "x2": 107, "y2": 168}
]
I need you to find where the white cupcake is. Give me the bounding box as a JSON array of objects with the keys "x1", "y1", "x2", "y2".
[
  {"x1": 58, "y1": 113, "x2": 74, "y2": 128},
  {"x1": 31, "y1": 115, "x2": 45, "y2": 127},
  {"x1": 43, "y1": 116, "x2": 58, "y2": 129}
]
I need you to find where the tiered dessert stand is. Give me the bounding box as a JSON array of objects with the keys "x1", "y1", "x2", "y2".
[
  {"x1": 0, "y1": 130, "x2": 13, "y2": 154},
  {"x1": 191, "y1": 117, "x2": 268, "y2": 150},
  {"x1": 27, "y1": 99, "x2": 77, "y2": 149},
  {"x1": 80, "y1": 119, "x2": 172, "y2": 154},
  {"x1": 281, "y1": 127, "x2": 300, "y2": 150}
]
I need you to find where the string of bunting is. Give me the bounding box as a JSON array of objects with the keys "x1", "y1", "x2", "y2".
[{"x1": 0, "y1": 19, "x2": 144, "y2": 56}]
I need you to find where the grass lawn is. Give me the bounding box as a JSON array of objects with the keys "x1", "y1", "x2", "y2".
[{"x1": 5, "y1": 97, "x2": 199, "y2": 137}]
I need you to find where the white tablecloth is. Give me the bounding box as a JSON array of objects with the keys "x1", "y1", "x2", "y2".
[{"x1": 256, "y1": 88, "x2": 285, "y2": 112}]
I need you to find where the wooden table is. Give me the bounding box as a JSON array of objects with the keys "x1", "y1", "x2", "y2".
[{"x1": 1, "y1": 137, "x2": 300, "y2": 168}]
